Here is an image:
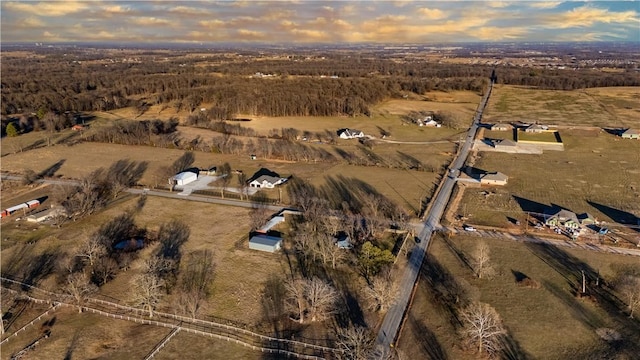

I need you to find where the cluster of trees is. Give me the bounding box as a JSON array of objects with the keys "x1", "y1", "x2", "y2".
[
  {"x1": 1, "y1": 111, "x2": 77, "y2": 137},
  {"x1": 3, "y1": 49, "x2": 638, "y2": 119},
  {"x1": 130, "y1": 219, "x2": 193, "y2": 317},
  {"x1": 52, "y1": 159, "x2": 148, "y2": 222},
  {"x1": 88, "y1": 118, "x2": 179, "y2": 147}
]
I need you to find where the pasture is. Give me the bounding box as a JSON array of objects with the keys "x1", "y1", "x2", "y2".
[
  {"x1": 485, "y1": 85, "x2": 640, "y2": 128},
  {"x1": 398, "y1": 234, "x2": 640, "y2": 360}
]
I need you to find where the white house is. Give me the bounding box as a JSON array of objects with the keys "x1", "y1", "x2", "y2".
[
  {"x1": 337, "y1": 128, "x2": 365, "y2": 139},
  {"x1": 422, "y1": 119, "x2": 442, "y2": 127},
  {"x1": 249, "y1": 234, "x2": 282, "y2": 253},
  {"x1": 249, "y1": 175, "x2": 287, "y2": 188},
  {"x1": 172, "y1": 171, "x2": 198, "y2": 186}
]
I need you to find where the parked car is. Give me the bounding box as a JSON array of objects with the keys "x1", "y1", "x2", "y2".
[
  {"x1": 463, "y1": 225, "x2": 477, "y2": 232},
  {"x1": 599, "y1": 227, "x2": 609, "y2": 235}
]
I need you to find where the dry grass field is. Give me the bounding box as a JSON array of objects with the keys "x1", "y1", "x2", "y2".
[
  {"x1": 398, "y1": 234, "x2": 640, "y2": 360},
  {"x1": 485, "y1": 85, "x2": 640, "y2": 128},
  {"x1": 0, "y1": 193, "x2": 286, "y2": 359},
  {"x1": 459, "y1": 131, "x2": 640, "y2": 228}
]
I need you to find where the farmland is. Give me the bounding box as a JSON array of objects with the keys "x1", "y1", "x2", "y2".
[
  {"x1": 485, "y1": 85, "x2": 640, "y2": 128},
  {"x1": 398, "y1": 234, "x2": 640, "y2": 360}
]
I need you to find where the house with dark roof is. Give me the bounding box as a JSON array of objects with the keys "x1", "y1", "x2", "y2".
[
  {"x1": 248, "y1": 168, "x2": 288, "y2": 188},
  {"x1": 337, "y1": 128, "x2": 365, "y2": 139}
]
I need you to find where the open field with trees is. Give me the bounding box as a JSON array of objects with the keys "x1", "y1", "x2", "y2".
[
  {"x1": 485, "y1": 85, "x2": 640, "y2": 128},
  {"x1": 459, "y1": 131, "x2": 640, "y2": 230},
  {"x1": 398, "y1": 234, "x2": 640, "y2": 360},
  {"x1": 2, "y1": 45, "x2": 639, "y2": 359}
]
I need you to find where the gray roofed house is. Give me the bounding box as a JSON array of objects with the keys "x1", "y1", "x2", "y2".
[
  {"x1": 544, "y1": 208, "x2": 580, "y2": 229},
  {"x1": 494, "y1": 138, "x2": 517, "y2": 150},
  {"x1": 249, "y1": 234, "x2": 282, "y2": 253}
]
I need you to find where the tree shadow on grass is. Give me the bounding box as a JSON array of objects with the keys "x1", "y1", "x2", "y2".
[
  {"x1": 407, "y1": 314, "x2": 448, "y2": 360},
  {"x1": 526, "y1": 242, "x2": 640, "y2": 356},
  {"x1": 498, "y1": 327, "x2": 529, "y2": 360},
  {"x1": 37, "y1": 159, "x2": 65, "y2": 178},
  {"x1": 419, "y1": 254, "x2": 470, "y2": 329},
  {"x1": 588, "y1": 201, "x2": 640, "y2": 232}
]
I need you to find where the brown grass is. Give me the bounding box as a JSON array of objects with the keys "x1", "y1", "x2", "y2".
[
  {"x1": 398, "y1": 234, "x2": 640, "y2": 360},
  {"x1": 485, "y1": 85, "x2": 639, "y2": 128},
  {"x1": 459, "y1": 132, "x2": 640, "y2": 228}
]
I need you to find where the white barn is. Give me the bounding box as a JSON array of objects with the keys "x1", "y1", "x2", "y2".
[
  {"x1": 249, "y1": 234, "x2": 282, "y2": 253},
  {"x1": 173, "y1": 171, "x2": 198, "y2": 186},
  {"x1": 337, "y1": 128, "x2": 365, "y2": 139}
]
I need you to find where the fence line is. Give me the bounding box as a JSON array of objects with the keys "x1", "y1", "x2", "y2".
[
  {"x1": 144, "y1": 327, "x2": 181, "y2": 360},
  {"x1": 1, "y1": 280, "x2": 334, "y2": 359},
  {"x1": 0, "y1": 302, "x2": 60, "y2": 346}
]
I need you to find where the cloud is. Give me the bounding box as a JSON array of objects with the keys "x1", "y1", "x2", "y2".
[
  {"x1": 528, "y1": 2, "x2": 563, "y2": 9},
  {"x1": 131, "y1": 17, "x2": 172, "y2": 27},
  {"x1": 487, "y1": 1, "x2": 511, "y2": 8},
  {"x1": 549, "y1": 5, "x2": 639, "y2": 28},
  {"x1": 473, "y1": 26, "x2": 528, "y2": 41},
  {"x1": 290, "y1": 29, "x2": 331, "y2": 42},
  {"x1": 417, "y1": 8, "x2": 448, "y2": 20},
  {"x1": 237, "y1": 29, "x2": 266, "y2": 40},
  {"x1": 4, "y1": 1, "x2": 87, "y2": 16}
]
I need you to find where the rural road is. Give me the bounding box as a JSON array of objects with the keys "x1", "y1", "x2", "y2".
[
  {"x1": 0, "y1": 174, "x2": 286, "y2": 213},
  {"x1": 375, "y1": 80, "x2": 494, "y2": 355}
]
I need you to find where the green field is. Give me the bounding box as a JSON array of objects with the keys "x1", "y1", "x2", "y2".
[{"x1": 398, "y1": 234, "x2": 640, "y2": 359}]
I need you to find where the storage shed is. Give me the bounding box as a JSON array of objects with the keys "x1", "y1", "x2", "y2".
[
  {"x1": 173, "y1": 171, "x2": 198, "y2": 186},
  {"x1": 249, "y1": 234, "x2": 282, "y2": 253}
]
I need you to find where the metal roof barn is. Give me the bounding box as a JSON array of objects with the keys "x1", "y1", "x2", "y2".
[
  {"x1": 249, "y1": 234, "x2": 282, "y2": 253},
  {"x1": 173, "y1": 171, "x2": 198, "y2": 186}
]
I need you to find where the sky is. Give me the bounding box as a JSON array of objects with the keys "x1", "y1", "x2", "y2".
[{"x1": 1, "y1": 1, "x2": 639, "y2": 44}]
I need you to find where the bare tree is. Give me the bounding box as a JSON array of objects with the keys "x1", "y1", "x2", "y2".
[
  {"x1": 472, "y1": 242, "x2": 494, "y2": 279},
  {"x1": 249, "y1": 205, "x2": 271, "y2": 232},
  {"x1": 237, "y1": 172, "x2": 248, "y2": 200},
  {"x1": 217, "y1": 162, "x2": 232, "y2": 198},
  {"x1": 335, "y1": 325, "x2": 375, "y2": 360},
  {"x1": 305, "y1": 278, "x2": 339, "y2": 322},
  {"x1": 616, "y1": 275, "x2": 640, "y2": 318},
  {"x1": 285, "y1": 278, "x2": 307, "y2": 323},
  {"x1": 460, "y1": 302, "x2": 506, "y2": 356},
  {"x1": 130, "y1": 273, "x2": 164, "y2": 317},
  {"x1": 177, "y1": 250, "x2": 215, "y2": 318},
  {"x1": 63, "y1": 272, "x2": 98, "y2": 312},
  {"x1": 77, "y1": 236, "x2": 107, "y2": 267},
  {"x1": 364, "y1": 275, "x2": 399, "y2": 313},
  {"x1": 93, "y1": 257, "x2": 119, "y2": 286}
]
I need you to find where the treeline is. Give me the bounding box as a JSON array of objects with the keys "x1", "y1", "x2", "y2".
[{"x1": 3, "y1": 52, "x2": 637, "y2": 118}]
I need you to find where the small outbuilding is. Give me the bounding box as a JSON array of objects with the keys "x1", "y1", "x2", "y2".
[
  {"x1": 480, "y1": 172, "x2": 509, "y2": 186},
  {"x1": 172, "y1": 171, "x2": 198, "y2": 186},
  {"x1": 249, "y1": 234, "x2": 282, "y2": 253}
]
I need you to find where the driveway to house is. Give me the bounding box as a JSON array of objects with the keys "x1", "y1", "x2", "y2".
[{"x1": 375, "y1": 81, "x2": 494, "y2": 356}]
